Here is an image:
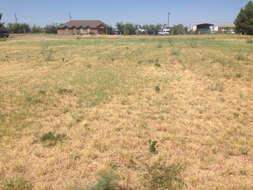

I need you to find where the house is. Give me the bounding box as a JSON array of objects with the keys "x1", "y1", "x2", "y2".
[
  {"x1": 57, "y1": 20, "x2": 111, "y2": 35},
  {"x1": 214, "y1": 25, "x2": 235, "y2": 34},
  {"x1": 192, "y1": 23, "x2": 214, "y2": 34}
]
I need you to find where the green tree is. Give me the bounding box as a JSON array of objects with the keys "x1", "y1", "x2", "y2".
[
  {"x1": 124, "y1": 23, "x2": 136, "y2": 35},
  {"x1": 171, "y1": 24, "x2": 188, "y2": 35},
  {"x1": 116, "y1": 22, "x2": 124, "y2": 34},
  {"x1": 44, "y1": 24, "x2": 57, "y2": 34},
  {"x1": 7, "y1": 23, "x2": 31, "y2": 33},
  {"x1": 234, "y1": 1, "x2": 253, "y2": 35},
  {"x1": 31, "y1": 25, "x2": 44, "y2": 33},
  {"x1": 0, "y1": 13, "x2": 6, "y2": 32}
]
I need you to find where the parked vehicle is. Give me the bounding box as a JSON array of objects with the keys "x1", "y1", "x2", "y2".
[
  {"x1": 158, "y1": 28, "x2": 170, "y2": 35},
  {"x1": 0, "y1": 30, "x2": 9, "y2": 38}
]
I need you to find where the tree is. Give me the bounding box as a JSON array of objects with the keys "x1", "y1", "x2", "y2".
[
  {"x1": 7, "y1": 23, "x2": 31, "y2": 33},
  {"x1": 31, "y1": 25, "x2": 44, "y2": 33},
  {"x1": 0, "y1": 13, "x2": 6, "y2": 32},
  {"x1": 116, "y1": 22, "x2": 124, "y2": 35},
  {"x1": 124, "y1": 23, "x2": 136, "y2": 35},
  {"x1": 44, "y1": 24, "x2": 57, "y2": 34},
  {"x1": 142, "y1": 24, "x2": 162, "y2": 35},
  {"x1": 171, "y1": 24, "x2": 188, "y2": 35},
  {"x1": 234, "y1": 1, "x2": 253, "y2": 35}
]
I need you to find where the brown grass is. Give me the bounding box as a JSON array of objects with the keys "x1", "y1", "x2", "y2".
[{"x1": 0, "y1": 34, "x2": 253, "y2": 190}]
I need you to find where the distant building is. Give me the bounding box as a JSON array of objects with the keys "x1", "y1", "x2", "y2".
[
  {"x1": 214, "y1": 25, "x2": 235, "y2": 34},
  {"x1": 192, "y1": 23, "x2": 214, "y2": 34},
  {"x1": 57, "y1": 20, "x2": 111, "y2": 35},
  {"x1": 158, "y1": 25, "x2": 170, "y2": 35}
]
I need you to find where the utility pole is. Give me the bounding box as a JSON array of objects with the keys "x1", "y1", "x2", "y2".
[
  {"x1": 14, "y1": 13, "x2": 18, "y2": 24},
  {"x1": 68, "y1": 12, "x2": 72, "y2": 21},
  {"x1": 168, "y1": 12, "x2": 170, "y2": 27}
]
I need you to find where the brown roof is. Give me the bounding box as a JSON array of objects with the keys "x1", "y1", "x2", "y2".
[{"x1": 58, "y1": 20, "x2": 107, "y2": 29}]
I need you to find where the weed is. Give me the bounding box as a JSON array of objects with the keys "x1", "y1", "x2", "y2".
[
  {"x1": 2, "y1": 176, "x2": 32, "y2": 190},
  {"x1": 57, "y1": 88, "x2": 73, "y2": 95},
  {"x1": 86, "y1": 169, "x2": 119, "y2": 190},
  {"x1": 72, "y1": 114, "x2": 84, "y2": 123},
  {"x1": 25, "y1": 96, "x2": 42, "y2": 105},
  {"x1": 155, "y1": 86, "x2": 160, "y2": 93},
  {"x1": 233, "y1": 112, "x2": 239, "y2": 118},
  {"x1": 168, "y1": 39, "x2": 174, "y2": 47},
  {"x1": 42, "y1": 48, "x2": 53, "y2": 62},
  {"x1": 109, "y1": 162, "x2": 118, "y2": 170},
  {"x1": 84, "y1": 123, "x2": 90, "y2": 130},
  {"x1": 156, "y1": 44, "x2": 162, "y2": 48},
  {"x1": 171, "y1": 49, "x2": 180, "y2": 56},
  {"x1": 235, "y1": 73, "x2": 242, "y2": 78},
  {"x1": 137, "y1": 60, "x2": 142, "y2": 65},
  {"x1": 143, "y1": 161, "x2": 184, "y2": 190},
  {"x1": 240, "y1": 146, "x2": 249, "y2": 155},
  {"x1": 40, "y1": 132, "x2": 66, "y2": 147},
  {"x1": 154, "y1": 60, "x2": 161, "y2": 67},
  {"x1": 148, "y1": 139, "x2": 158, "y2": 154},
  {"x1": 72, "y1": 153, "x2": 80, "y2": 160},
  {"x1": 236, "y1": 54, "x2": 246, "y2": 61},
  {"x1": 240, "y1": 169, "x2": 247, "y2": 175},
  {"x1": 86, "y1": 64, "x2": 92, "y2": 69},
  {"x1": 246, "y1": 39, "x2": 253, "y2": 44},
  {"x1": 188, "y1": 39, "x2": 197, "y2": 48},
  {"x1": 209, "y1": 82, "x2": 224, "y2": 92}
]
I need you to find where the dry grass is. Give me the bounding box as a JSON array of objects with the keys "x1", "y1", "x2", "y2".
[{"x1": 0, "y1": 34, "x2": 253, "y2": 190}]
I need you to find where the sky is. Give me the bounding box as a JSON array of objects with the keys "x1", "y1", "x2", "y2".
[{"x1": 0, "y1": 0, "x2": 250, "y2": 27}]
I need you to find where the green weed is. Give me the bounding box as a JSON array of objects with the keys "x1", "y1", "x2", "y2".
[
  {"x1": 155, "y1": 86, "x2": 160, "y2": 93},
  {"x1": 40, "y1": 132, "x2": 66, "y2": 147},
  {"x1": 148, "y1": 139, "x2": 158, "y2": 154},
  {"x1": 143, "y1": 161, "x2": 184, "y2": 190},
  {"x1": 86, "y1": 169, "x2": 119, "y2": 190},
  {"x1": 2, "y1": 176, "x2": 32, "y2": 190}
]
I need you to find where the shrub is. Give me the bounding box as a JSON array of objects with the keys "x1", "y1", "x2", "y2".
[
  {"x1": 148, "y1": 139, "x2": 158, "y2": 154},
  {"x1": 143, "y1": 161, "x2": 184, "y2": 190},
  {"x1": 154, "y1": 60, "x2": 161, "y2": 67},
  {"x1": 156, "y1": 44, "x2": 162, "y2": 48},
  {"x1": 40, "y1": 132, "x2": 66, "y2": 147},
  {"x1": 155, "y1": 86, "x2": 160, "y2": 93},
  {"x1": 246, "y1": 39, "x2": 253, "y2": 44},
  {"x1": 2, "y1": 176, "x2": 32, "y2": 190},
  {"x1": 86, "y1": 170, "x2": 119, "y2": 190}
]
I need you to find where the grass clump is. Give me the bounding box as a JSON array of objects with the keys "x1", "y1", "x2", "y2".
[
  {"x1": 240, "y1": 146, "x2": 249, "y2": 155},
  {"x1": 40, "y1": 132, "x2": 66, "y2": 147},
  {"x1": 209, "y1": 82, "x2": 224, "y2": 92},
  {"x1": 171, "y1": 49, "x2": 180, "y2": 56},
  {"x1": 154, "y1": 60, "x2": 161, "y2": 67},
  {"x1": 246, "y1": 39, "x2": 253, "y2": 44},
  {"x1": 143, "y1": 161, "x2": 184, "y2": 190},
  {"x1": 2, "y1": 176, "x2": 32, "y2": 190},
  {"x1": 148, "y1": 139, "x2": 158, "y2": 154},
  {"x1": 86, "y1": 169, "x2": 119, "y2": 190},
  {"x1": 156, "y1": 44, "x2": 162, "y2": 48},
  {"x1": 155, "y1": 86, "x2": 160, "y2": 93}
]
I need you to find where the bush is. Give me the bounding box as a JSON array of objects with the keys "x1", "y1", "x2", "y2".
[
  {"x1": 143, "y1": 161, "x2": 184, "y2": 190},
  {"x1": 86, "y1": 170, "x2": 119, "y2": 190},
  {"x1": 44, "y1": 24, "x2": 57, "y2": 34},
  {"x1": 148, "y1": 139, "x2": 158, "y2": 154},
  {"x1": 246, "y1": 39, "x2": 253, "y2": 44},
  {"x1": 2, "y1": 176, "x2": 32, "y2": 190},
  {"x1": 40, "y1": 132, "x2": 66, "y2": 147}
]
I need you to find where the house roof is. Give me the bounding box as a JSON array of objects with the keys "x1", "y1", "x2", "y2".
[
  {"x1": 196, "y1": 23, "x2": 214, "y2": 27},
  {"x1": 58, "y1": 20, "x2": 107, "y2": 29}
]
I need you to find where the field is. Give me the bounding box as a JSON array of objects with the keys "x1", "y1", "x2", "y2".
[{"x1": 0, "y1": 34, "x2": 253, "y2": 190}]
